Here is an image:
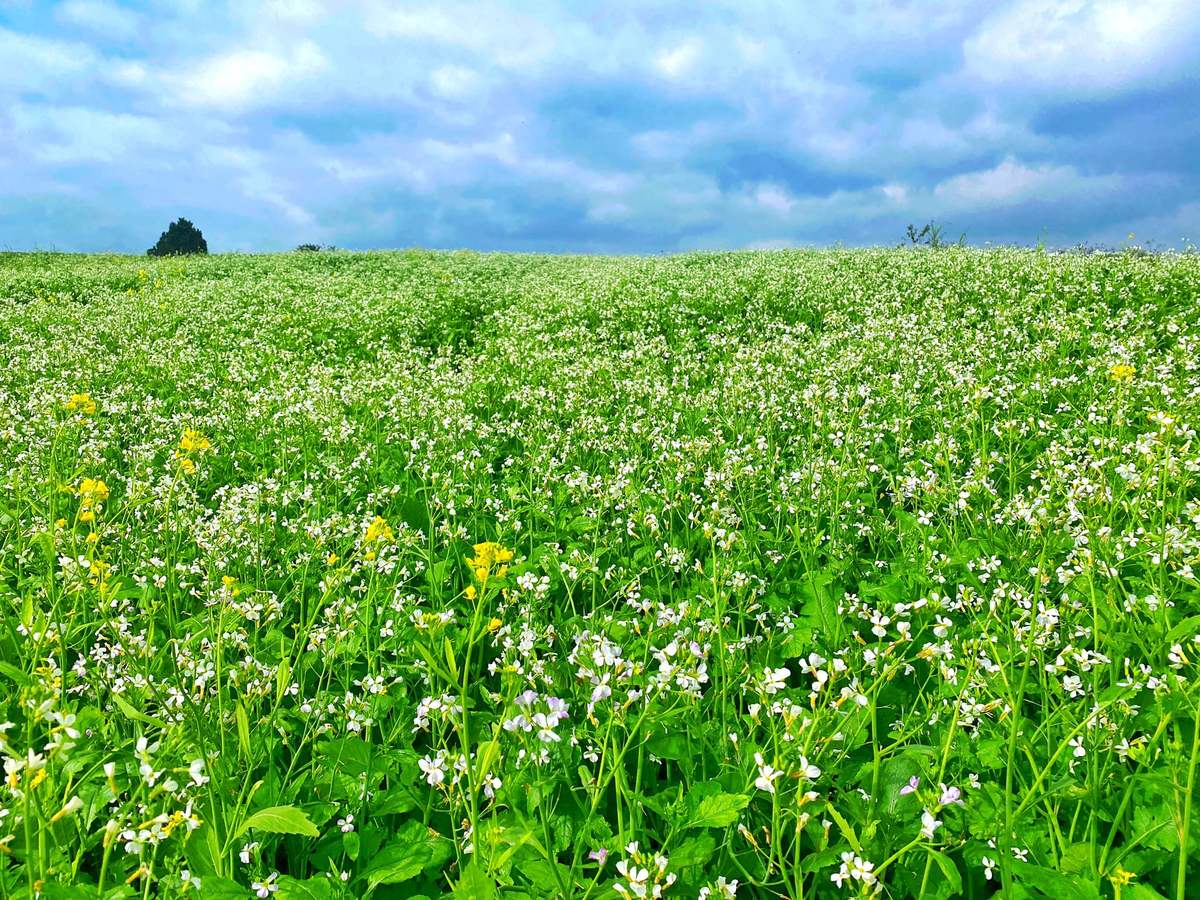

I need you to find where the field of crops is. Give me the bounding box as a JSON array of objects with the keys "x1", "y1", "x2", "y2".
[{"x1": 2, "y1": 248, "x2": 1199, "y2": 899}]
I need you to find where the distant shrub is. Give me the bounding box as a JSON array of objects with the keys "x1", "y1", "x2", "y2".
[
  {"x1": 147, "y1": 218, "x2": 208, "y2": 256},
  {"x1": 903, "y1": 221, "x2": 964, "y2": 249},
  {"x1": 296, "y1": 243, "x2": 337, "y2": 252}
]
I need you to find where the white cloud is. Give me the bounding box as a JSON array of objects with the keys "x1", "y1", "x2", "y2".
[
  {"x1": 933, "y1": 156, "x2": 1123, "y2": 206},
  {"x1": 260, "y1": 0, "x2": 326, "y2": 22},
  {"x1": 421, "y1": 132, "x2": 519, "y2": 167},
  {"x1": 654, "y1": 39, "x2": 703, "y2": 80},
  {"x1": 199, "y1": 143, "x2": 315, "y2": 226},
  {"x1": 364, "y1": 3, "x2": 555, "y2": 69},
  {"x1": 11, "y1": 104, "x2": 173, "y2": 164},
  {"x1": 964, "y1": 0, "x2": 1200, "y2": 93},
  {"x1": 429, "y1": 65, "x2": 482, "y2": 101},
  {"x1": 0, "y1": 28, "x2": 95, "y2": 91},
  {"x1": 586, "y1": 201, "x2": 630, "y2": 223},
  {"x1": 178, "y1": 40, "x2": 328, "y2": 110},
  {"x1": 753, "y1": 183, "x2": 796, "y2": 215},
  {"x1": 56, "y1": 0, "x2": 140, "y2": 39}
]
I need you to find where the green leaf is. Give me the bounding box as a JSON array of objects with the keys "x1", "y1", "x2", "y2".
[
  {"x1": 199, "y1": 877, "x2": 250, "y2": 899},
  {"x1": 111, "y1": 692, "x2": 164, "y2": 728},
  {"x1": 520, "y1": 858, "x2": 572, "y2": 892},
  {"x1": 686, "y1": 792, "x2": 750, "y2": 829},
  {"x1": 0, "y1": 661, "x2": 28, "y2": 687},
  {"x1": 360, "y1": 841, "x2": 428, "y2": 888},
  {"x1": 1166, "y1": 614, "x2": 1200, "y2": 645},
  {"x1": 826, "y1": 804, "x2": 861, "y2": 852},
  {"x1": 371, "y1": 788, "x2": 419, "y2": 816},
  {"x1": 672, "y1": 833, "x2": 716, "y2": 868},
  {"x1": 926, "y1": 848, "x2": 962, "y2": 894},
  {"x1": 646, "y1": 733, "x2": 690, "y2": 760},
  {"x1": 277, "y1": 876, "x2": 334, "y2": 899},
  {"x1": 454, "y1": 862, "x2": 497, "y2": 899},
  {"x1": 236, "y1": 702, "x2": 252, "y2": 759},
  {"x1": 185, "y1": 822, "x2": 223, "y2": 878},
  {"x1": 235, "y1": 805, "x2": 320, "y2": 839},
  {"x1": 359, "y1": 821, "x2": 452, "y2": 890},
  {"x1": 1011, "y1": 862, "x2": 1101, "y2": 900},
  {"x1": 1124, "y1": 885, "x2": 1169, "y2": 900}
]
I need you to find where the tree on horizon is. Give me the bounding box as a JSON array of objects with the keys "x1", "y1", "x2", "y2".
[{"x1": 147, "y1": 218, "x2": 208, "y2": 256}]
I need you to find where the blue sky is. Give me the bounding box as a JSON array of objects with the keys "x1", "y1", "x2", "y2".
[{"x1": 1, "y1": 0, "x2": 1197, "y2": 253}]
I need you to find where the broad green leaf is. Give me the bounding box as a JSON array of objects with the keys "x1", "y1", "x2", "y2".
[
  {"x1": 646, "y1": 733, "x2": 690, "y2": 760},
  {"x1": 235, "y1": 805, "x2": 320, "y2": 839},
  {"x1": 277, "y1": 876, "x2": 334, "y2": 899},
  {"x1": 672, "y1": 832, "x2": 716, "y2": 868},
  {"x1": 359, "y1": 821, "x2": 451, "y2": 889},
  {"x1": 198, "y1": 876, "x2": 249, "y2": 899},
  {"x1": 454, "y1": 862, "x2": 497, "y2": 899},
  {"x1": 925, "y1": 848, "x2": 963, "y2": 894},
  {"x1": 686, "y1": 792, "x2": 750, "y2": 829},
  {"x1": 0, "y1": 661, "x2": 28, "y2": 686},
  {"x1": 1011, "y1": 861, "x2": 1101, "y2": 900}
]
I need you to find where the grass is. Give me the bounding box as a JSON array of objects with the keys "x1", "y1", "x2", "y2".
[{"x1": 0, "y1": 247, "x2": 1198, "y2": 899}]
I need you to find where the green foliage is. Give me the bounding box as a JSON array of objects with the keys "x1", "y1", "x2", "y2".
[
  {"x1": 0, "y1": 248, "x2": 1198, "y2": 898},
  {"x1": 147, "y1": 217, "x2": 208, "y2": 256},
  {"x1": 904, "y1": 220, "x2": 965, "y2": 249}
]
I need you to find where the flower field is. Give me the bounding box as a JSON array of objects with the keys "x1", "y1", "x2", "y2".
[{"x1": 2, "y1": 248, "x2": 1200, "y2": 899}]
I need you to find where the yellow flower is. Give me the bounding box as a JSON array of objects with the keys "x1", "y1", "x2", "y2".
[
  {"x1": 1107, "y1": 866, "x2": 1135, "y2": 886},
  {"x1": 79, "y1": 478, "x2": 109, "y2": 502},
  {"x1": 464, "y1": 585, "x2": 477, "y2": 601},
  {"x1": 177, "y1": 457, "x2": 196, "y2": 475},
  {"x1": 64, "y1": 393, "x2": 97, "y2": 415},
  {"x1": 179, "y1": 428, "x2": 212, "y2": 454},
  {"x1": 364, "y1": 515, "x2": 394, "y2": 545},
  {"x1": 487, "y1": 617, "x2": 502, "y2": 633},
  {"x1": 77, "y1": 478, "x2": 110, "y2": 517},
  {"x1": 326, "y1": 552, "x2": 339, "y2": 565},
  {"x1": 1109, "y1": 363, "x2": 1135, "y2": 383},
  {"x1": 466, "y1": 541, "x2": 514, "y2": 582}
]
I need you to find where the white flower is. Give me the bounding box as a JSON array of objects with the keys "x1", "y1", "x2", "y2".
[
  {"x1": 699, "y1": 876, "x2": 739, "y2": 898},
  {"x1": 419, "y1": 753, "x2": 447, "y2": 786},
  {"x1": 832, "y1": 851, "x2": 877, "y2": 888},
  {"x1": 762, "y1": 666, "x2": 790, "y2": 694},
  {"x1": 797, "y1": 755, "x2": 820, "y2": 781},
  {"x1": 920, "y1": 809, "x2": 942, "y2": 839},
  {"x1": 938, "y1": 784, "x2": 963, "y2": 805},
  {"x1": 753, "y1": 752, "x2": 781, "y2": 793}
]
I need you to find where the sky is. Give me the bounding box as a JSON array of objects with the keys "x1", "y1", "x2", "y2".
[{"x1": 1, "y1": 0, "x2": 1197, "y2": 254}]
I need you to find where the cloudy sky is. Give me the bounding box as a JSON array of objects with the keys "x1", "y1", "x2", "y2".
[{"x1": 1, "y1": 0, "x2": 1197, "y2": 253}]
